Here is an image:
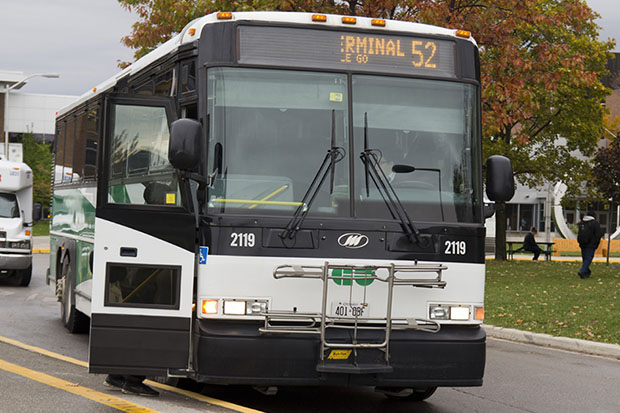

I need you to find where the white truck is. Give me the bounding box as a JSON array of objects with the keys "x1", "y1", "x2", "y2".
[{"x1": 0, "y1": 160, "x2": 38, "y2": 286}]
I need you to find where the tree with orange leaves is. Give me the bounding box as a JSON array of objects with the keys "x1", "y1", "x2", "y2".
[{"x1": 117, "y1": 0, "x2": 615, "y2": 258}]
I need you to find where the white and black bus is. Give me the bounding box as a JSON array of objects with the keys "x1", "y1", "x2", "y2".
[{"x1": 49, "y1": 11, "x2": 513, "y2": 401}]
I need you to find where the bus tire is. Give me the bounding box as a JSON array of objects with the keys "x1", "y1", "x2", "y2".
[
  {"x1": 60, "y1": 256, "x2": 89, "y2": 333},
  {"x1": 16, "y1": 265, "x2": 32, "y2": 287}
]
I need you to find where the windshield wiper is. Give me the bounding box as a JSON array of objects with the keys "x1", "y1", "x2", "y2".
[
  {"x1": 360, "y1": 112, "x2": 423, "y2": 246},
  {"x1": 280, "y1": 110, "x2": 345, "y2": 241}
]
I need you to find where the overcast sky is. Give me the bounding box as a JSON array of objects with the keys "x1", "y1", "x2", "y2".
[{"x1": 1, "y1": 0, "x2": 618, "y2": 96}]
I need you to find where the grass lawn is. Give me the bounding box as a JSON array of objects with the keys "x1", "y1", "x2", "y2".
[
  {"x1": 485, "y1": 260, "x2": 620, "y2": 345},
  {"x1": 32, "y1": 220, "x2": 50, "y2": 236}
]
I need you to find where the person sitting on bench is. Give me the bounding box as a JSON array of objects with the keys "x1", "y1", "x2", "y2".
[{"x1": 523, "y1": 226, "x2": 544, "y2": 260}]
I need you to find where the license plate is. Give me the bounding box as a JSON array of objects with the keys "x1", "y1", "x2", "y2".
[{"x1": 330, "y1": 302, "x2": 369, "y2": 318}]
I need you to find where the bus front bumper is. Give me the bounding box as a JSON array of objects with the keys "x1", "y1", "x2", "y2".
[{"x1": 193, "y1": 320, "x2": 485, "y2": 387}]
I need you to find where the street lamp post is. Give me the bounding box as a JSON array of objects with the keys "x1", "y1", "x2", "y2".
[{"x1": 3, "y1": 73, "x2": 59, "y2": 160}]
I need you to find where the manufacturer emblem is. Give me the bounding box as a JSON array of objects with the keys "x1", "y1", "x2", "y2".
[{"x1": 337, "y1": 233, "x2": 369, "y2": 249}]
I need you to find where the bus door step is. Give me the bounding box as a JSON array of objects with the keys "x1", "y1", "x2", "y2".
[
  {"x1": 316, "y1": 363, "x2": 393, "y2": 374},
  {"x1": 167, "y1": 368, "x2": 195, "y2": 378}
]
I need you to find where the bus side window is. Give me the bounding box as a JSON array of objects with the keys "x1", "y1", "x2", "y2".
[
  {"x1": 83, "y1": 106, "x2": 99, "y2": 180},
  {"x1": 63, "y1": 116, "x2": 76, "y2": 183},
  {"x1": 180, "y1": 60, "x2": 196, "y2": 93},
  {"x1": 107, "y1": 103, "x2": 180, "y2": 206},
  {"x1": 54, "y1": 121, "x2": 66, "y2": 185},
  {"x1": 72, "y1": 109, "x2": 89, "y2": 184}
]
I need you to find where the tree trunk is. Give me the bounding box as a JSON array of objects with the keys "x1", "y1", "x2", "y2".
[{"x1": 495, "y1": 202, "x2": 507, "y2": 261}]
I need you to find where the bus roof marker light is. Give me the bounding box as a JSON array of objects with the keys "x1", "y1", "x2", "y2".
[
  {"x1": 371, "y1": 19, "x2": 386, "y2": 27},
  {"x1": 312, "y1": 14, "x2": 327, "y2": 22},
  {"x1": 456, "y1": 29, "x2": 471, "y2": 39},
  {"x1": 341, "y1": 16, "x2": 357, "y2": 25},
  {"x1": 217, "y1": 12, "x2": 233, "y2": 20}
]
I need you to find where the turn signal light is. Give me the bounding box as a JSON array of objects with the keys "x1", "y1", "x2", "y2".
[
  {"x1": 475, "y1": 306, "x2": 485, "y2": 321},
  {"x1": 202, "y1": 299, "x2": 218, "y2": 314}
]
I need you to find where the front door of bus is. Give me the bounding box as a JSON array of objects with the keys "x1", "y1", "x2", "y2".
[{"x1": 89, "y1": 97, "x2": 195, "y2": 377}]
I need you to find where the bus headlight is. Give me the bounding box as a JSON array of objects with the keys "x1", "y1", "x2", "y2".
[
  {"x1": 203, "y1": 298, "x2": 269, "y2": 316},
  {"x1": 429, "y1": 305, "x2": 449, "y2": 320},
  {"x1": 249, "y1": 301, "x2": 268, "y2": 314},
  {"x1": 223, "y1": 300, "x2": 246, "y2": 315},
  {"x1": 429, "y1": 304, "x2": 472, "y2": 321},
  {"x1": 450, "y1": 306, "x2": 470, "y2": 321}
]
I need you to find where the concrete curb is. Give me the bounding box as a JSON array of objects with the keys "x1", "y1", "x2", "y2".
[{"x1": 483, "y1": 324, "x2": 620, "y2": 360}]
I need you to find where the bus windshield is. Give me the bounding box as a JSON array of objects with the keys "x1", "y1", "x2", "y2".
[
  {"x1": 353, "y1": 75, "x2": 481, "y2": 223},
  {"x1": 207, "y1": 68, "x2": 350, "y2": 217},
  {"x1": 206, "y1": 67, "x2": 481, "y2": 223}
]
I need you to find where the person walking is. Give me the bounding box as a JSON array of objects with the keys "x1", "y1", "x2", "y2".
[
  {"x1": 577, "y1": 210, "x2": 603, "y2": 279},
  {"x1": 523, "y1": 226, "x2": 543, "y2": 260}
]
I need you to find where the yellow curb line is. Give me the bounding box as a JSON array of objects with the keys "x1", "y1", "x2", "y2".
[
  {"x1": 33, "y1": 248, "x2": 50, "y2": 254},
  {"x1": 0, "y1": 335, "x2": 264, "y2": 413},
  {"x1": 0, "y1": 359, "x2": 158, "y2": 413}
]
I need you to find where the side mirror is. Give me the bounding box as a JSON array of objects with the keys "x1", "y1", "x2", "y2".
[
  {"x1": 486, "y1": 155, "x2": 515, "y2": 202},
  {"x1": 33, "y1": 203, "x2": 42, "y2": 222},
  {"x1": 169, "y1": 118, "x2": 202, "y2": 172}
]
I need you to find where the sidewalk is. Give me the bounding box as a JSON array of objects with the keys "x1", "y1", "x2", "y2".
[{"x1": 484, "y1": 324, "x2": 620, "y2": 360}]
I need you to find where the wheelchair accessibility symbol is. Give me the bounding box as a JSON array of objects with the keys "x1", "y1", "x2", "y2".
[{"x1": 199, "y1": 246, "x2": 209, "y2": 265}]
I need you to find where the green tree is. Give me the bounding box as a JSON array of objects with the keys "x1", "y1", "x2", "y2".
[
  {"x1": 593, "y1": 136, "x2": 620, "y2": 204},
  {"x1": 22, "y1": 133, "x2": 53, "y2": 208},
  {"x1": 117, "y1": 0, "x2": 615, "y2": 259}
]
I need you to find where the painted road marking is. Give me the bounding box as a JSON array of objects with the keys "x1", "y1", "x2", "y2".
[
  {"x1": 0, "y1": 335, "x2": 88, "y2": 367},
  {"x1": 0, "y1": 335, "x2": 264, "y2": 413},
  {"x1": 0, "y1": 359, "x2": 157, "y2": 412}
]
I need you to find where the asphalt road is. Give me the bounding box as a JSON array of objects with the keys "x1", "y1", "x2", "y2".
[{"x1": 1, "y1": 254, "x2": 620, "y2": 412}]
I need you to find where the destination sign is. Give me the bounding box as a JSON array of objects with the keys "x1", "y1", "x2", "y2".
[{"x1": 238, "y1": 26, "x2": 456, "y2": 78}]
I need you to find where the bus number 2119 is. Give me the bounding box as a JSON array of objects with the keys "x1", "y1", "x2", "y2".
[{"x1": 444, "y1": 240, "x2": 466, "y2": 255}]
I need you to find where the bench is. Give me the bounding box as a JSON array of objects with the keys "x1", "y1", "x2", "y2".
[{"x1": 507, "y1": 241, "x2": 554, "y2": 261}]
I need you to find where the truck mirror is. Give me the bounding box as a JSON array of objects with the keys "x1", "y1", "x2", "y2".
[
  {"x1": 169, "y1": 118, "x2": 202, "y2": 172},
  {"x1": 485, "y1": 155, "x2": 515, "y2": 202},
  {"x1": 33, "y1": 203, "x2": 42, "y2": 222}
]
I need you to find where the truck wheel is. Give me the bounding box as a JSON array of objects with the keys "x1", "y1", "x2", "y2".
[
  {"x1": 17, "y1": 265, "x2": 32, "y2": 287},
  {"x1": 59, "y1": 257, "x2": 89, "y2": 333}
]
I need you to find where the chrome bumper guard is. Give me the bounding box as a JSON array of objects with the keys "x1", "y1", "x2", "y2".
[{"x1": 259, "y1": 262, "x2": 448, "y2": 370}]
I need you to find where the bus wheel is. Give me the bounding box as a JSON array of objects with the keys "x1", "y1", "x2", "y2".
[
  {"x1": 13, "y1": 266, "x2": 32, "y2": 287},
  {"x1": 376, "y1": 386, "x2": 437, "y2": 401},
  {"x1": 59, "y1": 257, "x2": 89, "y2": 333}
]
